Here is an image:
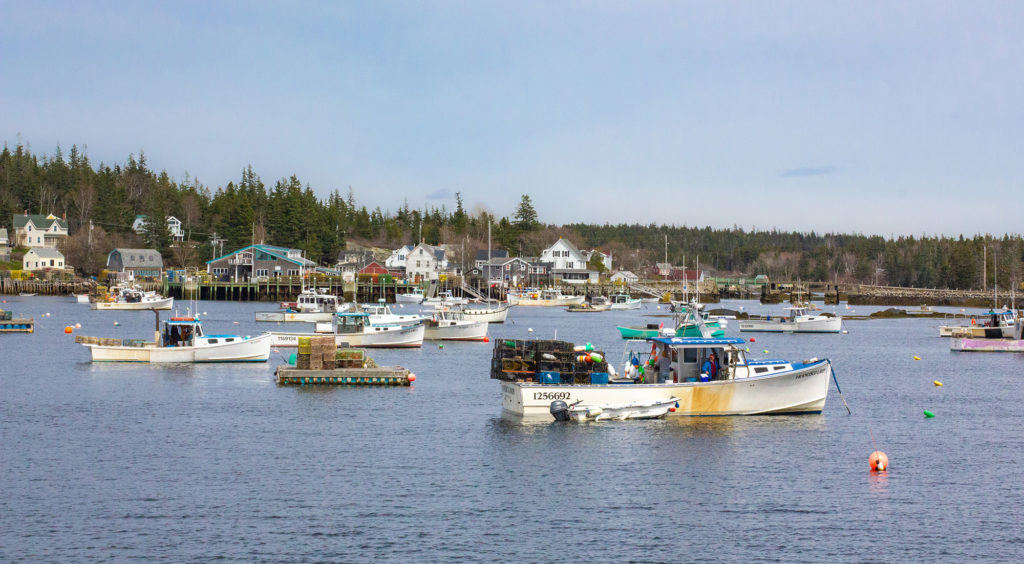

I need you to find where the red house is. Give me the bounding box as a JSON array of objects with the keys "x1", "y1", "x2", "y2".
[{"x1": 358, "y1": 260, "x2": 389, "y2": 278}]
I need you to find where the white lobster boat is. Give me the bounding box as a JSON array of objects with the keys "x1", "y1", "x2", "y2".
[
  {"x1": 91, "y1": 286, "x2": 173, "y2": 311},
  {"x1": 395, "y1": 287, "x2": 426, "y2": 304},
  {"x1": 939, "y1": 308, "x2": 1017, "y2": 338},
  {"x1": 358, "y1": 300, "x2": 428, "y2": 326},
  {"x1": 607, "y1": 293, "x2": 642, "y2": 310},
  {"x1": 424, "y1": 309, "x2": 489, "y2": 341},
  {"x1": 73, "y1": 293, "x2": 91, "y2": 304},
  {"x1": 507, "y1": 288, "x2": 585, "y2": 307},
  {"x1": 255, "y1": 288, "x2": 344, "y2": 323},
  {"x1": 79, "y1": 314, "x2": 271, "y2": 363},
  {"x1": 502, "y1": 336, "x2": 832, "y2": 418},
  {"x1": 738, "y1": 306, "x2": 842, "y2": 333},
  {"x1": 459, "y1": 303, "x2": 511, "y2": 323},
  {"x1": 269, "y1": 312, "x2": 424, "y2": 348},
  {"x1": 423, "y1": 290, "x2": 468, "y2": 308}
]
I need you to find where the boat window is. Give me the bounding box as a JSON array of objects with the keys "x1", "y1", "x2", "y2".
[
  {"x1": 225, "y1": 338, "x2": 235, "y2": 342},
  {"x1": 208, "y1": 339, "x2": 219, "y2": 344},
  {"x1": 774, "y1": 365, "x2": 786, "y2": 370},
  {"x1": 754, "y1": 367, "x2": 768, "y2": 374},
  {"x1": 683, "y1": 348, "x2": 698, "y2": 363}
]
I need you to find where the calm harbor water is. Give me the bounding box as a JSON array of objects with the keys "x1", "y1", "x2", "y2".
[{"x1": 2, "y1": 297, "x2": 1023, "y2": 562}]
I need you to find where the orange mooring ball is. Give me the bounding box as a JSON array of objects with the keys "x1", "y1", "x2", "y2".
[
  {"x1": 64, "y1": 326, "x2": 73, "y2": 334},
  {"x1": 407, "y1": 373, "x2": 417, "y2": 383},
  {"x1": 869, "y1": 451, "x2": 889, "y2": 472},
  {"x1": 483, "y1": 336, "x2": 490, "y2": 343}
]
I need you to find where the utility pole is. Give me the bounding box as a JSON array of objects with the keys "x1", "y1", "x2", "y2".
[{"x1": 983, "y1": 245, "x2": 987, "y2": 290}]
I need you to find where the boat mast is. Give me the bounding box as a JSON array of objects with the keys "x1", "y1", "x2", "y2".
[{"x1": 487, "y1": 220, "x2": 492, "y2": 306}]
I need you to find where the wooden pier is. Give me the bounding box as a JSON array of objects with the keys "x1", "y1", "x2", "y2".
[{"x1": 0, "y1": 278, "x2": 96, "y2": 297}]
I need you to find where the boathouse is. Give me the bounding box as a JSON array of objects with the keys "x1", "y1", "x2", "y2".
[
  {"x1": 206, "y1": 244, "x2": 323, "y2": 282},
  {"x1": 107, "y1": 248, "x2": 164, "y2": 279},
  {"x1": 611, "y1": 270, "x2": 639, "y2": 284}
]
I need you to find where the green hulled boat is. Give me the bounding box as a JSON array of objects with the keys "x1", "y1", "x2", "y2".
[{"x1": 616, "y1": 321, "x2": 724, "y2": 339}]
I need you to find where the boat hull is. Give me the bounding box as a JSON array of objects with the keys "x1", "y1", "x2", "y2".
[
  {"x1": 86, "y1": 333, "x2": 272, "y2": 363},
  {"x1": 460, "y1": 305, "x2": 510, "y2": 323},
  {"x1": 508, "y1": 294, "x2": 585, "y2": 307},
  {"x1": 424, "y1": 320, "x2": 488, "y2": 341},
  {"x1": 73, "y1": 294, "x2": 91, "y2": 304},
  {"x1": 951, "y1": 338, "x2": 1024, "y2": 352},
  {"x1": 269, "y1": 324, "x2": 424, "y2": 348},
  {"x1": 92, "y1": 297, "x2": 174, "y2": 311},
  {"x1": 255, "y1": 311, "x2": 335, "y2": 323},
  {"x1": 502, "y1": 361, "x2": 831, "y2": 417},
  {"x1": 608, "y1": 299, "x2": 643, "y2": 310},
  {"x1": 395, "y1": 293, "x2": 425, "y2": 304},
  {"x1": 739, "y1": 316, "x2": 842, "y2": 333}
]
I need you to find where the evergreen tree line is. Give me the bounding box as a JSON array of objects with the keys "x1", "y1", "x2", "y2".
[{"x1": 1, "y1": 142, "x2": 1021, "y2": 289}]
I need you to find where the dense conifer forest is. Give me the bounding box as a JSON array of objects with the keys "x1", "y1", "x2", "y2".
[{"x1": 1, "y1": 142, "x2": 1022, "y2": 289}]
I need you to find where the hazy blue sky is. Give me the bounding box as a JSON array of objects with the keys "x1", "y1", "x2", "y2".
[{"x1": 2, "y1": 1, "x2": 1022, "y2": 236}]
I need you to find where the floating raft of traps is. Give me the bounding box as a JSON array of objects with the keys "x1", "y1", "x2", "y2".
[{"x1": 275, "y1": 366, "x2": 412, "y2": 386}]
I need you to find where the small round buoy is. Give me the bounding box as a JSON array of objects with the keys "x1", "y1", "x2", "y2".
[
  {"x1": 869, "y1": 451, "x2": 888, "y2": 472},
  {"x1": 668, "y1": 407, "x2": 676, "y2": 412},
  {"x1": 203, "y1": 312, "x2": 208, "y2": 316},
  {"x1": 971, "y1": 318, "x2": 976, "y2": 325},
  {"x1": 763, "y1": 349, "x2": 769, "y2": 354},
  {"x1": 913, "y1": 356, "x2": 921, "y2": 360},
  {"x1": 408, "y1": 373, "x2": 416, "y2": 382},
  {"x1": 233, "y1": 321, "x2": 239, "y2": 325},
  {"x1": 933, "y1": 380, "x2": 943, "y2": 387},
  {"x1": 113, "y1": 321, "x2": 120, "y2": 326},
  {"x1": 923, "y1": 410, "x2": 935, "y2": 418},
  {"x1": 527, "y1": 328, "x2": 534, "y2": 333},
  {"x1": 750, "y1": 338, "x2": 756, "y2": 343},
  {"x1": 483, "y1": 336, "x2": 489, "y2": 343},
  {"x1": 438, "y1": 343, "x2": 444, "y2": 349},
  {"x1": 74, "y1": 323, "x2": 81, "y2": 329},
  {"x1": 841, "y1": 330, "x2": 848, "y2": 334},
  {"x1": 745, "y1": 347, "x2": 750, "y2": 352},
  {"x1": 64, "y1": 326, "x2": 73, "y2": 334},
  {"x1": 656, "y1": 305, "x2": 661, "y2": 310},
  {"x1": 46, "y1": 313, "x2": 51, "y2": 317}
]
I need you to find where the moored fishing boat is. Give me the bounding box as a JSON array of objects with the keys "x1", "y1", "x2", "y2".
[
  {"x1": 507, "y1": 288, "x2": 584, "y2": 307},
  {"x1": 939, "y1": 308, "x2": 1017, "y2": 338},
  {"x1": 459, "y1": 303, "x2": 511, "y2": 323},
  {"x1": 91, "y1": 285, "x2": 173, "y2": 311},
  {"x1": 607, "y1": 293, "x2": 642, "y2": 310},
  {"x1": 424, "y1": 308, "x2": 488, "y2": 341},
  {"x1": 423, "y1": 290, "x2": 468, "y2": 308},
  {"x1": 269, "y1": 312, "x2": 424, "y2": 348},
  {"x1": 73, "y1": 293, "x2": 91, "y2": 304},
  {"x1": 255, "y1": 288, "x2": 345, "y2": 323},
  {"x1": 358, "y1": 300, "x2": 428, "y2": 326},
  {"x1": 567, "y1": 296, "x2": 611, "y2": 312},
  {"x1": 395, "y1": 287, "x2": 426, "y2": 304},
  {"x1": 495, "y1": 335, "x2": 832, "y2": 418},
  {"x1": 738, "y1": 305, "x2": 841, "y2": 333},
  {"x1": 950, "y1": 317, "x2": 1024, "y2": 352},
  {"x1": 76, "y1": 312, "x2": 271, "y2": 362}
]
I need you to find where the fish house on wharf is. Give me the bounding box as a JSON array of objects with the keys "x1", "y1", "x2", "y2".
[{"x1": 206, "y1": 244, "x2": 322, "y2": 282}]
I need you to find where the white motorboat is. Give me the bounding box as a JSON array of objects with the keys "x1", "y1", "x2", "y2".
[
  {"x1": 738, "y1": 305, "x2": 842, "y2": 333},
  {"x1": 607, "y1": 293, "x2": 642, "y2": 310},
  {"x1": 423, "y1": 290, "x2": 468, "y2": 308},
  {"x1": 91, "y1": 286, "x2": 173, "y2": 310},
  {"x1": 459, "y1": 303, "x2": 511, "y2": 323},
  {"x1": 395, "y1": 287, "x2": 426, "y2": 304},
  {"x1": 562, "y1": 397, "x2": 680, "y2": 421},
  {"x1": 499, "y1": 336, "x2": 832, "y2": 417},
  {"x1": 255, "y1": 288, "x2": 346, "y2": 323},
  {"x1": 358, "y1": 300, "x2": 428, "y2": 326},
  {"x1": 73, "y1": 293, "x2": 91, "y2": 304},
  {"x1": 269, "y1": 312, "x2": 424, "y2": 348},
  {"x1": 507, "y1": 288, "x2": 585, "y2": 307},
  {"x1": 424, "y1": 308, "x2": 489, "y2": 341},
  {"x1": 78, "y1": 313, "x2": 271, "y2": 363},
  {"x1": 939, "y1": 308, "x2": 1018, "y2": 338}
]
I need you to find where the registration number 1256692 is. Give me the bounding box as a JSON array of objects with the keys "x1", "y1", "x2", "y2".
[{"x1": 532, "y1": 391, "x2": 572, "y2": 401}]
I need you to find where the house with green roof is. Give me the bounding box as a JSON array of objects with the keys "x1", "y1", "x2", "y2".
[
  {"x1": 206, "y1": 244, "x2": 334, "y2": 281},
  {"x1": 12, "y1": 213, "x2": 69, "y2": 248}
]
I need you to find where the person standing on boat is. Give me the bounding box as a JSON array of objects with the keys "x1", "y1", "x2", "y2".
[{"x1": 701, "y1": 352, "x2": 718, "y2": 382}]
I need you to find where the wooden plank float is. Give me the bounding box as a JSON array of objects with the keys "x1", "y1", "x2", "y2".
[
  {"x1": 0, "y1": 318, "x2": 35, "y2": 333},
  {"x1": 275, "y1": 365, "x2": 413, "y2": 386}
]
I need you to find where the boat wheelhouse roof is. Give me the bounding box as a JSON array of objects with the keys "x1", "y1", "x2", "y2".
[
  {"x1": 166, "y1": 318, "x2": 201, "y2": 325},
  {"x1": 650, "y1": 336, "x2": 745, "y2": 346},
  {"x1": 335, "y1": 312, "x2": 371, "y2": 317}
]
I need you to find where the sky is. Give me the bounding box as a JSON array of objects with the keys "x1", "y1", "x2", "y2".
[{"x1": 2, "y1": 1, "x2": 1022, "y2": 237}]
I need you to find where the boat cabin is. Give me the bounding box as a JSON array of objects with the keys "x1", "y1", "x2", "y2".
[
  {"x1": 162, "y1": 317, "x2": 205, "y2": 347},
  {"x1": 610, "y1": 293, "x2": 632, "y2": 304},
  {"x1": 293, "y1": 288, "x2": 340, "y2": 313},
  {"x1": 641, "y1": 337, "x2": 753, "y2": 384}
]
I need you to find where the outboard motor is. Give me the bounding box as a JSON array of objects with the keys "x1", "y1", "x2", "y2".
[{"x1": 550, "y1": 400, "x2": 571, "y2": 421}]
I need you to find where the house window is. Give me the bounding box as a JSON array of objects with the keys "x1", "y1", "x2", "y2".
[
  {"x1": 50, "y1": 260, "x2": 54, "y2": 266},
  {"x1": 566, "y1": 262, "x2": 573, "y2": 269},
  {"x1": 287, "y1": 269, "x2": 299, "y2": 276},
  {"x1": 255, "y1": 269, "x2": 269, "y2": 277}
]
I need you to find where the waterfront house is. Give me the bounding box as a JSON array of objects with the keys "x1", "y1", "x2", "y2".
[
  {"x1": 476, "y1": 256, "x2": 531, "y2": 288},
  {"x1": 0, "y1": 228, "x2": 9, "y2": 261},
  {"x1": 107, "y1": 249, "x2": 164, "y2": 279},
  {"x1": 357, "y1": 260, "x2": 390, "y2": 279},
  {"x1": 540, "y1": 238, "x2": 598, "y2": 284},
  {"x1": 12, "y1": 213, "x2": 68, "y2": 248},
  {"x1": 384, "y1": 245, "x2": 414, "y2": 271},
  {"x1": 336, "y1": 250, "x2": 376, "y2": 274},
  {"x1": 474, "y1": 249, "x2": 509, "y2": 270},
  {"x1": 206, "y1": 244, "x2": 323, "y2": 282},
  {"x1": 405, "y1": 243, "x2": 450, "y2": 282},
  {"x1": 132, "y1": 215, "x2": 185, "y2": 241},
  {"x1": 23, "y1": 247, "x2": 66, "y2": 271},
  {"x1": 583, "y1": 250, "x2": 613, "y2": 271},
  {"x1": 610, "y1": 270, "x2": 639, "y2": 284}
]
